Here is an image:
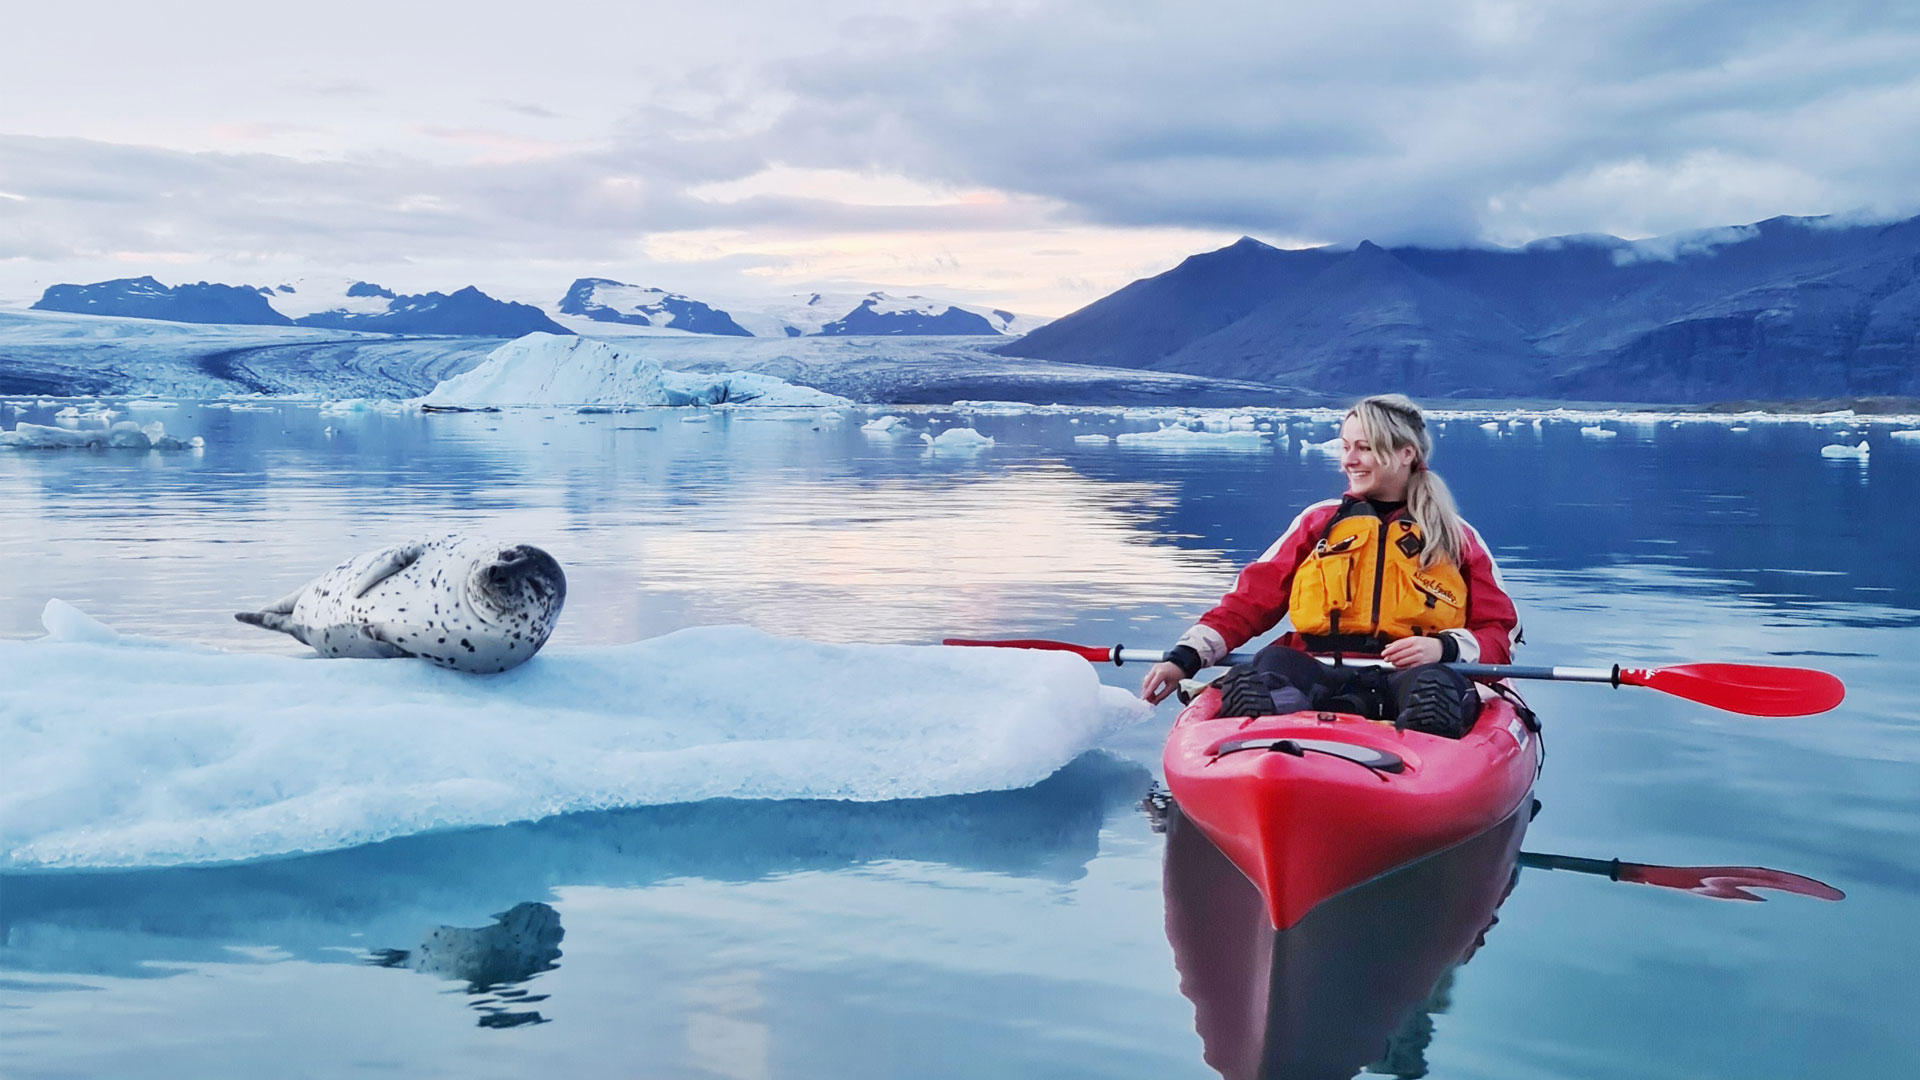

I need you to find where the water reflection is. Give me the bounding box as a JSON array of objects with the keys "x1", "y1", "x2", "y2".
[
  {"x1": 0, "y1": 753, "x2": 1146, "y2": 981},
  {"x1": 1161, "y1": 799, "x2": 1847, "y2": 1080},
  {"x1": 370, "y1": 901, "x2": 563, "y2": 1029},
  {"x1": 1162, "y1": 804, "x2": 1526, "y2": 1080}
]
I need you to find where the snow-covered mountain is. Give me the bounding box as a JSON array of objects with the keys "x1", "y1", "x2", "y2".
[
  {"x1": 720, "y1": 291, "x2": 1044, "y2": 338},
  {"x1": 23, "y1": 276, "x2": 1049, "y2": 341},
  {"x1": 29, "y1": 277, "x2": 568, "y2": 337},
  {"x1": 31, "y1": 277, "x2": 295, "y2": 326},
  {"x1": 555, "y1": 279, "x2": 753, "y2": 336},
  {"x1": 281, "y1": 280, "x2": 569, "y2": 337}
]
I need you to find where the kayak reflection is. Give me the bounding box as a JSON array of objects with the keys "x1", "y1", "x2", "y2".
[
  {"x1": 370, "y1": 901, "x2": 564, "y2": 1029},
  {"x1": 1163, "y1": 801, "x2": 1526, "y2": 1080},
  {"x1": 1161, "y1": 799, "x2": 1846, "y2": 1080}
]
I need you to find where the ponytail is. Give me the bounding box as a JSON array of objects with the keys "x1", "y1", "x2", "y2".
[{"x1": 1347, "y1": 394, "x2": 1466, "y2": 569}]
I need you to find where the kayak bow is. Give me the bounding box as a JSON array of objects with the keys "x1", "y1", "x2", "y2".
[{"x1": 1162, "y1": 685, "x2": 1542, "y2": 930}]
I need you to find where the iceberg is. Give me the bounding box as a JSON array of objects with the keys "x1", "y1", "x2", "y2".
[
  {"x1": 416, "y1": 333, "x2": 850, "y2": 408},
  {"x1": 1580, "y1": 425, "x2": 1619, "y2": 439},
  {"x1": 0, "y1": 603, "x2": 1150, "y2": 870},
  {"x1": 922, "y1": 427, "x2": 994, "y2": 451},
  {"x1": 1820, "y1": 441, "x2": 1870, "y2": 459},
  {"x1": 1, "y1": 420, "x2": 201, "y2": 451}
]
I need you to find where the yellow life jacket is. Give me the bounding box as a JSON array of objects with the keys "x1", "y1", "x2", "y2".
[{"x1": 1287, "y1": 503, "x2": 1468, "y2": 651}]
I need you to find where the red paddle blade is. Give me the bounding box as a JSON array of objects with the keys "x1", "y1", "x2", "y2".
[
  {"x1": 1617, "y1": 663, "x2": 1846, "y2": 717},
  {"x1": 1619, "y1": 863, "x2": 1846, "y2": 902},
  {"x1": 941, "y1": 637, "x2": 1114, "y2": 663}
]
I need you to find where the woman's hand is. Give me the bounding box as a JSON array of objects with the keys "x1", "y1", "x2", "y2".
[
  {"x1": 1140, "y1": 661, "x2": 1188, "y2": 704},
  {"x1": 1382, "y1": 635, "x2": 1444, "y2": 669}
]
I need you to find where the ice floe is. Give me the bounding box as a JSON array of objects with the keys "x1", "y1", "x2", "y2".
[
  {"x1": 1115, "y1": 424, "x2": 1271, "y2": 449},
  {"x1": 922, "y1": 427, "x2": 994, "y2": 451},
  {"x1": 1820, "y1": 441, "x2": 1870, "y2": 459},
  {"x1": 1580, "y1": 426, "x2": 1619, "y2": 439},
  {"x1": 1, "y1": 420, "x2": 202, "y2": 451},
  {"x1": 0, "y1": 602, "x2": 1150, "y2": 869},
  {"x1": 862, "y1": 415, "x2": 909, "y2": 434}
]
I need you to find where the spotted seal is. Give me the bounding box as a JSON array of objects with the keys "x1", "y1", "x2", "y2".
[{"x1": 235, "y1": 535, "x2": 565, "y2": 673}]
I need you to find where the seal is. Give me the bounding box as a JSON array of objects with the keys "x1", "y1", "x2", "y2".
[{"x1": 235, "y1": 535, "x2": 566, "y2": 674}]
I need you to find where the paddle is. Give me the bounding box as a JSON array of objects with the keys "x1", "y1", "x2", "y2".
[
  {"x1": 1518, "y1": 852, "x2": 1845, "y2": 902},
  {"x1": 940, "y1": 638, "x2": 1847, "y2": 717}
]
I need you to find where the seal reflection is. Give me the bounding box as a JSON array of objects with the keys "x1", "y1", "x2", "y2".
[{"x1": 370, "y1": 900, "x2": 564, "y2": 1028}]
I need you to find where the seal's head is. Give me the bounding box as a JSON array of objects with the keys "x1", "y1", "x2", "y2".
[{"x1": 467, "y1": 543, "x2": 567, "y2": 627}]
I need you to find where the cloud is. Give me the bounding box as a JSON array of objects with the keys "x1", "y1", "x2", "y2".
[{"x1": 2, "y1": 0, "x2": 1916, "y2": 310}]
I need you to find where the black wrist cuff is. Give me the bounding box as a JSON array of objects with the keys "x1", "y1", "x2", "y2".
[
  {"x1": 1437, "y1": 633, "x2": 1460, "y2": 664},
  {"x1": 1167, "y1": 645, "x2": 1204, "y2": 679}
]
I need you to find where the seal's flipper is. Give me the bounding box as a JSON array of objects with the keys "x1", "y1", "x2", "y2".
[
  {"x1": 361, "y1": 621, "x2": 420, "y2": 659},
  {"x1": 235, "y1": 585, "x2": 309, "y2": 639},
  {"x1": 350, "y1": 542, "x2": 426, "y2": 599},
  {"x1": 234, "y1": 609, "x2": 290, "y2": 631}
]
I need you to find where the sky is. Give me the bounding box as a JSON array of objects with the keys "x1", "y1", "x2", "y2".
[{"x1": 1, "y1": 0, "x2": 1916, "y2": 316}]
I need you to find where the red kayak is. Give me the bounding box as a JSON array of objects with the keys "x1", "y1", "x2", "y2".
[{"x1": 1162, "y1": 684, "x2": 1542, "y2": 930}]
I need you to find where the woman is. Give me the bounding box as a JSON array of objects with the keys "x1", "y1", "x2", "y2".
[{"x1": 1138, "y1": 394, "x2": 1520, "y2": 734}]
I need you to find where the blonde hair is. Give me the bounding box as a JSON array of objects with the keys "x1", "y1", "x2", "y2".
[{"x1": 1347, "y1": 394, "x2": 1465, "y2": 568}]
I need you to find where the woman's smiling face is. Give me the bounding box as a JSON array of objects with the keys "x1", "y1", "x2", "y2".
[{"x1": 1340, "y1": 414, "x2": 1417, "y2": 500}]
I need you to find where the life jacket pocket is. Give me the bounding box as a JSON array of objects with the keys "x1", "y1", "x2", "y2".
[
  {"x1": 1379, "y1": 561, "x2": 1468, "y2": 637},
  {"x1": 1289, "y1": 531, "x2": 1363, "y2": 637}
]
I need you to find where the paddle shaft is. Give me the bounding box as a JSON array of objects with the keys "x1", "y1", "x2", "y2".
[
  {"x1": 1107, "y1": 646, "x2": 1616, "y2": 684},
  {"x1": 940, "y1": 637, "x2": 1845, "y2": 716}
]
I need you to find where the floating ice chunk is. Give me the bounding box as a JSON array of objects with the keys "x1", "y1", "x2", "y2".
[
  {"x1": 682, "y1": 414, "x2": 711, "y2": 423},
  {"x1": 1730, "y1": 426, "x2": 1750, "y2": 432},
  {"x1": 40, "y1": 599, "x2": 122, "y2": 645},
  {"x1": 922, "y1": 427, "x2": 994, "y2": 451},
  {"x1": 1301, "y1": 435, "x2": 1345, "y2": 455},
  {"x1": 1889, "y1": 430, "x2": 1920, "y2": 441},
  {"x1": 1820, "y1": 441, "x2": 1870, "y2": 459},
  {"x1": 1073, "y1": 434, "x2": 1112, "y2": 444},
  {"x1": 0, "y1": 615, "x2": 1150, "y2": 869},
  {"x1": 1579, "y1": 426, "x2": 1618, "y2": 439},
  {"x1": 317, "y1": 398, "x2": 405, "y2": 416},
  {"x1": 1, "y1": 420, "x2": 199, "y2": 450},
  {"x1": 53, "y1": 406, "x2": 81, "y2": 419},
  {"x1": 1116, "y1": 424, "x2": 1270, "y2": 450},
  {"x1": 1480, "y1": 421, "x2": 1501, "y2": 431},
  {"x1": 862, "y1": 415, "x2": 908, "y2": 434},
  {"x1": 123, "y1": 400, "x2": 180, "y2": 411}
]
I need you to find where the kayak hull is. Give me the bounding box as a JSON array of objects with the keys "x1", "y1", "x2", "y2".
[{"x1": 1161, "y1": 687, "x2": 1540, "y2": 929}]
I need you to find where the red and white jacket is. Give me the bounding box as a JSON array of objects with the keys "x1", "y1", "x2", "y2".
[{"x1": 1176, "y1": 497, "x2": 1522, "y2": 667}]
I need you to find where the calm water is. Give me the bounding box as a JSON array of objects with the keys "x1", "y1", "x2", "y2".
[{"x1": 3, "y1": 402, "x2": 1917, "y2": 1079}]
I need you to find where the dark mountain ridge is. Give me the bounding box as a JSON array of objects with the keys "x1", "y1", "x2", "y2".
[
  {"x1": 998, "y1": 214, "x2": 1920, "y2": 401},
  {"x1": 33, "y1": 276, "x2": 294, "y2": 326}
]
